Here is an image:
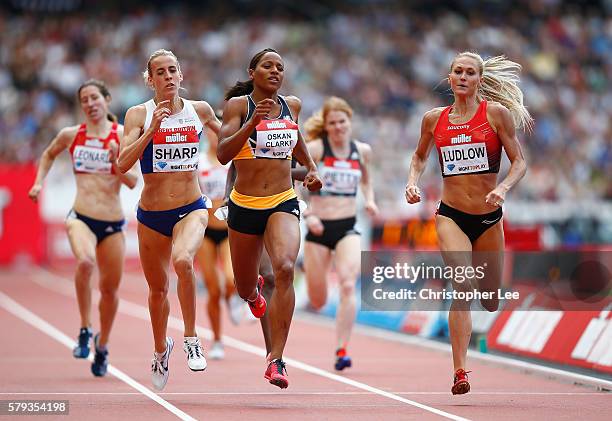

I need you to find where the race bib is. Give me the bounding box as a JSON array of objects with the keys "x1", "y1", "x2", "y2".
[
  {"x1": 73, "y1": 145, "x2": 112, "y2": 174},
  {"x1": 153, "y1": 126, "x2": 200, "y2": 172},
  {"x1": 440, "y1": 142, "x2": 489, "y2": 176},
  {"x1": 200, "y1": 166, "x2": 228, "y2": 200},
  {"x1": 319, "y1": 158, "x2": 361, "y2": 195},
  {"x1": 254, "y1": 119, "x2": 298, "y2": 159}
]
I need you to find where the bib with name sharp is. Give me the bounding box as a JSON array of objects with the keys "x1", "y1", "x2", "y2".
[{"x1": 152, "y1": 126, "x2": 200, "y2": 172}]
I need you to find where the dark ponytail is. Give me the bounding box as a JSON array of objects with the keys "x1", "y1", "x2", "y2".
[
  {"x1": 225, "y1": 80, "x2": 254, "y2": 100},
  {"x1": 77, "y1": 79, "x2": 117, "y2": 122},
  {"x1": 225, "y1": 48, "x2": 279, "y2": 100}
]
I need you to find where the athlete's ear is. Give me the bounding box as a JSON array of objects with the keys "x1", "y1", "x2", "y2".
[
  {"x1": 179, "y1": 71, "x2": 184, "y2": 83},
  {"x1": 248, "y1": 68, "x2": 254, "y2": 80}
]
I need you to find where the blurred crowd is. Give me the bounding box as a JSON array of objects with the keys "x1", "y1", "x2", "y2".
[{"x1": 1, "y1": 0, "x2": 611, "y2": 214}]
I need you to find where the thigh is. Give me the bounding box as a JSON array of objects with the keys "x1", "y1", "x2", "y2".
[
  {"x1": 172, "y1": 209, "x2": 208, "y2": 259},
  {"x1": 96, "y1": 233, "x2": 125, "y2": 289},
  {"x1": 435, "y1": 215, "x2": 472, "y2": 290},
  {"x1": 218, "y1": 238, "x2": 234, "y2": 283},
  {"x1": 264, "y1": 212, "x2": 300, "y2": 269},
  {"x1": 228, "y1": 228, "x2": 264, "y2": 282},
  {"x1": 196, "y1": 237, "x2": 220, "y2": 289},
  {"x1": 304, "y1": 241, "x2": 332, "y2": 287},
  {"x1": 138, "y1": 222, "x2": 172, "y2": 288},
  {"x1": 66, "y1": 218, "x2": 97, "y2": 262},
  {"x1": 334, "y1": 234, "x2": 361, "y2": 280},
  {"x1": 472, "y1": 219, "x2": 504, "y2": 291},
  {"x1": 258, "y1": 247, "x2": 274, "y2": 282}
]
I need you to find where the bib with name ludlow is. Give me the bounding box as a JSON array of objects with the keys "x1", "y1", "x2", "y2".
[{"x1": 434, "y1": 100, "x2": 501, "y2": 177}]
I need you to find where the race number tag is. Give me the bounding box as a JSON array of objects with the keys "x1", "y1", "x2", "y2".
[
  {"x1": 73, "y1": 145, "x2": 112, "y2": 174},
  {"x1": 254, "y1": 119, "x2": 298, "y2": 159},
  {"x1": 440, "y1": 143, "x2": 489, "y2": 176},
  {"x1": 152, "y1": 126, "x2": 200, "y2": 172},
  {"x1": 319, "y1": 157, "x2": 361, "y2": 195}
]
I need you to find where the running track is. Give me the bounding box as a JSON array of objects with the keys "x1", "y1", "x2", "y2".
[{"x1": 0, "y1": 267, "x2": 610, "y2": 420}]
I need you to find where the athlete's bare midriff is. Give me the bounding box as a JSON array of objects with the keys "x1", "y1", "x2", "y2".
[
  {"x1": 441, "y1": 173, "x2": 499, "y2": 214},
  {"x1": 309, "y1": 195, "x2": 356, "y2": 220},
  {"x1": 73, "y1": 174, "x2": 124, "y2": 220},
  {"x1": 234, "y1": 159, "x2": 293, "y2": 197},
  {"x1": 140, "y1": 171, "x2": 202, "y2": 211}
]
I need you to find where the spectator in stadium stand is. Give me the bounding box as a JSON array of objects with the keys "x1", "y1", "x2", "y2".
[
  {"x1": 405, "y1": 52, "x2": 531, "y2": 395},
  {"x1": 301, "y1": 96, "x2": 378, "y2": 371},
  {"x1": 117, "y1": 49, "x2": 221, "y2": 391},
  {"x1": 28, "y1": 79, "x2": 138, "y2": 378},
  {"x1": 195, "y1": 124, "x2": 245, "y2": 361},
  {"x1": 217, "y1": 48, "x2": 322, "y2": 389}
]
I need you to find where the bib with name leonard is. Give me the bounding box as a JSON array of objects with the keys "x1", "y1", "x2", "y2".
[{"x1": 69, "y1": 122, "x2": 119, "y2": 174}]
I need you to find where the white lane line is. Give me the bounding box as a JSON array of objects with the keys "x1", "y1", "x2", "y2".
[
  {"x1": 32, "y1": 270, "x2": 470, "y2": 421},
  {"x1": 0, "y1": 291, "x2": 196, "y2": 421},
  {"x1": 0, "y1": 391, "x2": 607, "y2": 396},
  {"x1": 297, "y1": 313, "x2": 612, "y2": 391}
]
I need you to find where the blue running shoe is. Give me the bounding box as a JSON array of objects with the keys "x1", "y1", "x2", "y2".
[
  {"x1": 91, "y1": 334, "x2": 108, "y2": 377},
  {"x1": 334, "y1": 348, "x2": 352, "y2": 371},
  {"x1": 73, "y1": 327, "x2": 92, "y2": 358}
]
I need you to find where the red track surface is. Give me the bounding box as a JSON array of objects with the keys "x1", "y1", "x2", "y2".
[{"x1": 0, "y1": 267, "x2": 610, "y2": 421}]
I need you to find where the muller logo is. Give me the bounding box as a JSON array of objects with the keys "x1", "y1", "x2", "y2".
[
  {"x1": 166, "y1": 133, "x2": 187, "y2": 143},
  {"x1": 266, "y1": 121, "x2": 286, "y2": 129},
  {"x1": 451, "y1": 134, "x2": 472, "y2": 144}
]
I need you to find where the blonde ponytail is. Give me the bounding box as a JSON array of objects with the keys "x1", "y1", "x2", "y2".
[
  {"x1": 303, "y1": 96, "x2": 354, "y2": 141},
  {"x1": 303, "y1": 109, "x2": 325, "y2": 141},
  {"x1": 453, "y1": 52, "x2": 534, "y2": 131}
]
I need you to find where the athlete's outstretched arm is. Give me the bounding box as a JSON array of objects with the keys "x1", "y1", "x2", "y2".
[
  {"x1": 28, "y1": 127, "x2": 75, "y2": 202},
  {"x1": 117, "y1": 100, "x2": 170, "y2": 173},
  {"x1": 223, "y1": 162, "x2": 237, "y2": 202},
  {"x1": 108, "y1": 127, "x2": 138, "y2": 189},
  {"x1": 405, "y1": 109, "x2": 440, "y2": 204},
  {"x1": 357, "y1": 142, "x2": 379, "y2": 217},
  {"x1": 290, "y1": 166, "x2": 307, "y2": 182},
  {"x1": 284, "y1": 97, "x2": 321, "y2": 192},
  {"x1": 484, "y1": 103, "x2": 527, "y2": 206}
]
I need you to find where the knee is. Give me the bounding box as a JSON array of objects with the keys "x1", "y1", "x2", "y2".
[
  {"x1": 480, "y1": 297, "x2": 499, "y2": 312},
  {"x1": 339, "y1": 281, "x2": 355, "y2": 298},
  {"x1": 235, "y1": 284, "x2": 253, "y2": 301},
  {"x1": 76, "y1": 256, "x2": 95, "y2": 275},
  {"x1": 309, "y1": 296, "x2": 326, "y2": 310},
  {"x1": 261, "y1": 271, "x2": 275, "y2": 293},
  {"x1": 98, "y1": 282, "x2": 118, "y2": 299},
  {"x1": 149, "y1": 281, "x2": 169, "y2": 299},
  {"x1": 273, "y1": 260, "x2": 295, "y2": 288},
  {"x1": 207, "y1": 286, "x2": 221, "y2": 303},
  {"x1": 172, "y1": 254, "x2": 194, "y2": 277}
]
